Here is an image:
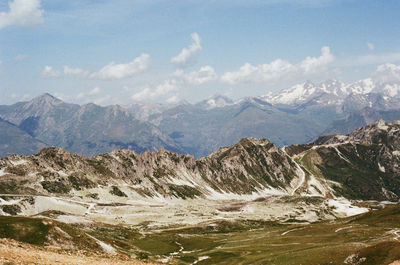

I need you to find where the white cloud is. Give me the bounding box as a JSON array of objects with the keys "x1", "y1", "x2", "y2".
[
  {"x1": 63, "y1": 65, "x2": 89, "y2": 77},
  {"x1": 171, "y1": 32, "x2": 202, "y2": 68},
  {"x1": 131, "y1": 79, "x2": 179, "y2": 101},
  {"x1": 166, "y1": 95, "x2": 179, "y2": 104},
  {"x1": 130, "y1": 64, "x2": 216, "y2": 102},
  {"x1": 94, "y1": 95, "x2": 111, "y2": 105},
  {"x1": 221, "y1": 46, "x2": 334, "y2": 85},
  {"x1": 367, "y1": 42, "x2": 374, "y2": 51},
  {"x1": 131, "y1": 87, "x2": 152, "y2": 101},
  {"x1": 42, "y1": 54, "x2": 150, "y2": 80},
  {"x1": 76, "y1": 92, "x2": 85, "y2": 99},
  {"x1": 88, "y1": 87, "x2": 101, "y2": 95},
  {"x1": 154, "y1": 79, "x2": 178, "y2": 95},
  {"x1": 75, "y1": 87, "x2": 102, "y2": 101},
  {"x1": 42, "y1": 66, "x2": 61, "y2": 78},
  {"x1": 14, "y1": 54, "x2": 29, "y2": 61},
  {"x1": 372, "y1": 63, "x2": 400, "y2": 83},
  {"x1": 90, "y1": 53, "x2": 150, "y2": 80},
  {"x1": 174, "y1": 65, "x2": 217, "y2": 85},
  {"x1": 10, "y1": 93, "x2": 30, "y2": 101},
  {"x1": 0, "y1": 0, "x2": 43, "y2": 29}
]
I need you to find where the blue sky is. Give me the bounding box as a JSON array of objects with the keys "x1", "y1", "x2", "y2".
[{"x1": 1, "y1": 0, "x2": 400, "y2": 105}]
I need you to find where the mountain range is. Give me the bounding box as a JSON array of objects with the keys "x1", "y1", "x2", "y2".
[
  {"x1": 0, "y1": 120, "x2": 400, "y2": 264},
  {"x1": 1, "y1": 77, "x2": 400, "y2": 158},
  {"x1": 0, "y1": 120, "x2": 398, "y2": 219}
]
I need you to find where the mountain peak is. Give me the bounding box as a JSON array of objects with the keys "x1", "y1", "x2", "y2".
[{"x1": 30, "y1": 93, "x2": 63, "y2": 105}]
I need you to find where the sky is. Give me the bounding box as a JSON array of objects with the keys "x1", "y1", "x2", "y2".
[{"x1": 1, "y1": 0, "x2": 400, "y2": 105}]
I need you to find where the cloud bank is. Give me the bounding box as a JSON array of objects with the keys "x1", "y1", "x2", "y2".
[
  {"x1": 42, "y1": 54, "x2": 150, "y2": 80},
  {"x1": 171, "y1": 33, "x2": 202, "y2": 68},
  {"x1": 90, "y1": 53, "x2": 150, "y2": 80},
  {"x1": 0, "y1": 0, "x2": 44, "y2": 29},
  {"x1": 221, "y1": 46, "x2": 334, "y2": 85},
  {"x1": 174, "y1": 65, "x2": 217, "y2": 85}
]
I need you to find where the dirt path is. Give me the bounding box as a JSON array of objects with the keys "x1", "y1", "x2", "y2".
[{"x1": 0, "y1": 239, "x2": 154, "y2": 265}]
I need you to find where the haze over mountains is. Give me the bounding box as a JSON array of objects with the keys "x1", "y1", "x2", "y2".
[{"x1": 1, "y1": 76, "x2": 400, "y2": 158}]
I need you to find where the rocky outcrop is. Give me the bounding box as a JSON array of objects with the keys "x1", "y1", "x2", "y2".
[
  {"x1": 0, "y1": 120, "x2": 399, "y2": 203},
  {"x1": 0, "y1": 138, "x2": 303, "y2": 200},
  {"x1": 289, "y1": 120, "x2": 400, "y2": 201}
]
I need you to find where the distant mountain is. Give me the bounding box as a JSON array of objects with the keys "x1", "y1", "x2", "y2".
[
  {"x1": 0, "y1": 94, "x2": 182, "y2": 157},
  {"x1": 0, "y1": 117, "x2": 46, "y2": 157},
  {"x1": 262, "y1": 78, "x2": 400, "y2": 108},
  {"x1": 261, "y1": 79, "x2": 349, "y2": 106},
  {"x1": 2, "y1": 77, "x2": 400, "y2": 158},
  {"x1": 120, "y1": 101, "x2": 176, "y2": 121},
  {"x1": 148, "y1": 99, "x2": 325, "y2": 157}
]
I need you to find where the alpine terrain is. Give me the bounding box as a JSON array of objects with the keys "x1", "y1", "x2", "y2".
[
  {"x1": 2, "y1": 77, "x2": 400, "y2": 158},
  {"x1": 0, "y1": 121, "x2": 400, "y2": 264}
]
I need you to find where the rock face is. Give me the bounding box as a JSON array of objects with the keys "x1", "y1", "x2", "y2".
[
  {"x1": 0, "y1": 120, "x2": 399, "y2": 203},
  {"x1": 0, "y1": 138, "x2": 303, "y2": 200},
  {"x1": 288, "y1": 120, "x2": 400, "y2": 201}
]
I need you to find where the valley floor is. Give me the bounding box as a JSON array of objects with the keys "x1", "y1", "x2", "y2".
[{"x1": 2, "y1": 203, "x2": 400, "y2": 264}]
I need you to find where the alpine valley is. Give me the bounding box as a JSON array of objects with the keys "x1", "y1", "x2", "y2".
[{"x1": 0, "y1": 120, "x2": 400, "y2": 264}]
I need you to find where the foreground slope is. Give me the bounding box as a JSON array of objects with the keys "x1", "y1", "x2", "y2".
[{"x1": 0, "y1": 203, "x2": 400, "y2": 264}]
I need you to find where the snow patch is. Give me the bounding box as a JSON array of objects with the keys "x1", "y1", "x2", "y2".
[
  {"x1": 281, "y1": 227, "x2": 305, "y2": 236},
  {"x1": 205, "y1": 185, "x2": 286, "y2": 200},
  {"x1": 168, "y1": 177, "x2": 196, "y2": 188},
  {"x1": 86, "y1": 234, "x2": 116, "y2": 254},
  {"x1": 306, "y1": 175, "x2": 327, "y2": 196},
  {"x1": 26, "y1": 196, "x2": 88, "y2": 216},
  {"x1": 10, "y1": 159, "x2": 27, "y2": 166},
  {"x1": 335, "y1": 226, "x2": 352, "y2": 233},
  {"x1": 378, "y1": 163, "x2": 386, "y2": 173},
  {"x1": 193, "y1": 256, "x2": 210, "y2": 264},
  {"x1": 328, "y1": 199, "x2": 368, "y2": 216},
  {"x1": 57, "y1": 170, "x2": 68, "y2": 177}
]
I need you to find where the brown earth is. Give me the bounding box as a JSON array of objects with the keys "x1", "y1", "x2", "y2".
[{"x1": 0, "y1": 239, "x2": 155, "y2": 265}]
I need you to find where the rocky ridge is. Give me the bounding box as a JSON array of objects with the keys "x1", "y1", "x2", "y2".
[{"x1": 0, "y1": 121, "x2": 399, "y2": 225}]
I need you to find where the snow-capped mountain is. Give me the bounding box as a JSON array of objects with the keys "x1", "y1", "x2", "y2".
[
  {"x1": 261, "y1": 80, "x2": 348, "y2": 106},
  {"x1": 262, "y1": 78, "x2": 400, "y2": 107}
]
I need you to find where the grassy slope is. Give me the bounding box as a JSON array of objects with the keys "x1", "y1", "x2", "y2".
[
  {"x1": 1, "y1": 205, "x2": 400, "y2": 264},
  {"x1": 80, "y1": 204, "x2": 400, "y2": 265}
]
